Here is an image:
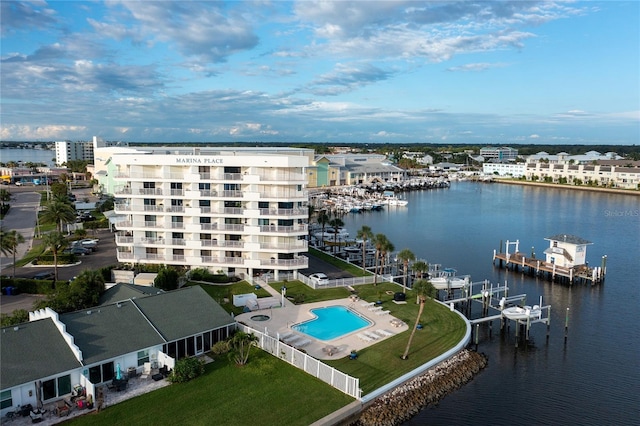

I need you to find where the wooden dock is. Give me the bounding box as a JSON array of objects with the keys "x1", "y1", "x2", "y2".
[{"x1": 492, "y1": 251, "x2": 605, "y2": 285}]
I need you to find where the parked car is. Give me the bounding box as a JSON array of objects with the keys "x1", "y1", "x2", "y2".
[
  {"x1": 63, "y1": 246, "x2": 90, "y2": 256},
  {"x1": 73, "y1": 239, "x2": 98, "y2": 251},
  {"x1": 32, "y1": 272, "x2": 55, "y2": 280},
  {"x1": 309, "y1": 273, "x2": 330, "y2": 286},
  {"x1": 14, "y1": 181, "x2": 22, "y2": 186}
]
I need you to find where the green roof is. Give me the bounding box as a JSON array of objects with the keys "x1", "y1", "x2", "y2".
[
  {"x1": 99, "y1": 283, "x2": 164, "y2": 306},
  {"x1": 134, "y1": 286, "x2": 235, "y2": 342},
  {"x1": 61, "y1": 301, "x2": 166, "y2": 366},
  {"x1": 1, "y1": 319, "x2": 82, "y2": 389}
]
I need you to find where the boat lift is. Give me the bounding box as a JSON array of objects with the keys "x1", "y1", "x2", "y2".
[{"x1": 441, "y1": 279, "x2": 552, "y2": 347}]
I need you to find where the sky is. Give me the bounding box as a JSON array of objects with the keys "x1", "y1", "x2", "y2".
[{"x1": 1, "y1": 1, "x2": 639, "y2": 145}]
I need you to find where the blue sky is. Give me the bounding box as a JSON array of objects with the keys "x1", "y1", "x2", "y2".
[{"x1": 1, "y1": 1, "x2": 638, "y2": 144}]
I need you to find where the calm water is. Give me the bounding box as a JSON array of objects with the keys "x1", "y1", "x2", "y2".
[
  {"x1": 340, "y1": 182, "x2": 639, "y2": 426},
  {"x1": 0, "y1": 148, "x2": 55, "y2": 167}
]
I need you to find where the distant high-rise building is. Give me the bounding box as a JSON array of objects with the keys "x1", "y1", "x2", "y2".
[
  {"x1": 55, "y1": 140, "x2": 94, "y2": 165},
  {"x1": 480, "y1": 146, "x2": 518, "y2": 162}
]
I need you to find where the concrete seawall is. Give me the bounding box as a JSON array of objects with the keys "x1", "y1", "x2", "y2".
[{"x1": 494, "y1": 179, "x2": 640, "y2": 196}]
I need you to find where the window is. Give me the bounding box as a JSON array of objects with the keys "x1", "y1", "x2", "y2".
[
  {"x1": 143, "y1": 182, "x2": 155, "y2": 188},
  {"x1": 198, "y1": 183, "x2": 210, "y2": 190},
  {"x1": 258, "y1": 201, "x2": 269, "y2": 209},
  {"x1": 42, "y1": 374, "x2": 71, "y2": 400},
  {"x1": 0, "y1": 390, "x2": 12, "y2": 410},
  {"x1": 137, "y1": 350, "x2": 150, "y2": 367}
]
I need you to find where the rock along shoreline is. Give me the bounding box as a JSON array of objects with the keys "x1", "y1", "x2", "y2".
[{"x1": 353, "y1": 349, "x2": 488, "y2": 426}]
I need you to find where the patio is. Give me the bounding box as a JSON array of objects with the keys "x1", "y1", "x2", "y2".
[
  {"x1": 3, "y1": 366, "x2": 178, "y2": 425},
  {"x1": 235, "y1": 297, "x2": 408, "y2": 360}
]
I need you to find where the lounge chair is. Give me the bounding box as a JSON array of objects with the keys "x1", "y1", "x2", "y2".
[
  {"x1": 357, "y1": 333, "x2": 373, "y2": 342},
  {"x1": 376, "y1": 310, "x2": 391, "y2": 316},
  {"x1": 375, "y1": 329, "x2": 394, "y2": 337},
  {"x1": 360, "y1": 301, "x2": 374, "y2": 308},
  {"x1": 368, "y1": 305, "x2": 383, "y2": 312},
  {"x1": 295, "y1": 339, "x2": 311, "y2": 348},
  {"x1": 364, "y1": 331, "x2": 379, "y2": 340}
]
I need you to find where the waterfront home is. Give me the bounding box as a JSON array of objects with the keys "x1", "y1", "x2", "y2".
[
  {"x1": 543, "y1": 234, "x2": 592, "y2": 268},
  {"x1": 0, "y1": 286, "x2": 235, "y2": 417}
]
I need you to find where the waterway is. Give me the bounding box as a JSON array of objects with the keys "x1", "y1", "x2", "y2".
[
  {"x1": 339, "y1": 181, "x2": 639, "y2": 426},
  {"x1": 0, "y1": 148, "x2": 55, "y2": 167}
]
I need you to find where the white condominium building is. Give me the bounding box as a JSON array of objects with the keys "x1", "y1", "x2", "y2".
[
  {"x1": 111, "y1": 147, "x2": 312, "y2": 281},
  {"x1": 55, "y1": 140, "x2": 95, "y2": 165}
]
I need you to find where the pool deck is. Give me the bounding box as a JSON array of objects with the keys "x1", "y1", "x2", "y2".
[{"x1": 236, "y1": 297, "x2": 409, "y2": 360}]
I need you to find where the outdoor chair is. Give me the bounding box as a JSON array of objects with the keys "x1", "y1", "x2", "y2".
[{"x1": 140, "y1": 362, "x2": 152, "y2": 379}]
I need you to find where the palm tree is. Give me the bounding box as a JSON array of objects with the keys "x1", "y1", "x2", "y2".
[
  {"x1": 316, "y1": 211, "x2": 330, "y2": 248},
  {"x1": 396, "y1": 248, "x2": 416, "y2": 293},
  {"x1": 1, "y1": 229, "x2": 25, "y2": 277},
  {"x1": 328, "y1": 217, "x2": 344, "y2": 253},
  {"x1": 41, "y1": 200, "x2": 75, "y2": 233},
  {"x1": 42, "y1": 231, "x2": 67, "y2": 280},
  {"x1": 373, "y1": 234, "x2": 394, "y2": 285},
  {"x1": 401, "y1": 279, "x2": 437, "y2": 360},
  {"x1": 69, "y1": 269, "x2": 105, "y2": 309},
  {"x1": 412, "y1": 260, "x2": 429, "y2": 280},
  {"x1": 230, "y1": 332, "x2": 259, "y2": 366},
  {"x1": 356, "y1": 225, "x2": 373, "y2": 274}
]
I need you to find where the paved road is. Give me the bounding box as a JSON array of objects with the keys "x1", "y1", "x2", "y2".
[{"x1": 0, "y1": 191, "x2": 41, "y2": 272}]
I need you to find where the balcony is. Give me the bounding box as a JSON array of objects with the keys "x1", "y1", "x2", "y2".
[
  {"x1": 115, "y1": 236, "x2": 134, "y2": 244},
  {"x1": 170, "y1": 238, "x2": 186, "y2": 246},
  {"x1": 141, "y1": 237, "x2": 164, "y2": 244},
  {"x1": 256, "y1": 171, "x2": 305, "y2": 182},
  {"x1": 201, "y1": 256, "x2": 244, "y2": 265},
  {"x1": 170, "y1": 189, "x2": 184, "y2": 196},
  {"x1": 199, "y1": 190, "x2": 218, "y2": 197},
  {"x1": 143, "y1": 205, "x2": 164, "y2": 212},
  {"x1": 114, "y1": 187, "x2": 132, "y2": 195},
  {"x1": 259, "y1": 207, "x2": 307, "y2": 216},
  {"x1": 223, "y1": 207, "x2": 243, "y2": 215},
  {"x1": 221, "y1": 190, "x2": 243, "y2": 198},
  {"x1": 165, "y1": 206, "x2": 185, "y2": 213},
  {"x1": 259, "y1": 256, "x2": 308, "y2": 267},
  {"x1": 170, "y1": 222, "x2": 185, "y2": 229},
  {"x1": 259, "y1": 224, "x2": 308, "y2": 234},
  {"x1": 219, "y1": 224, "x2": 244, "y2": 232},
  {"x1": 200, "y1": 223, "x2": 218, "y2": 230},
  {"x1": 259, "y1": 191, "x2": 308, "y2": 199},
  {"x1": 259, "y1": 240, "x2": 308, "y2": 250},
  {"x1": 114, "y1": 203, "x2": 132, "y2": 212},
  {"x1": 138, "y1": 188, "x2": 163, "y2": 195}
]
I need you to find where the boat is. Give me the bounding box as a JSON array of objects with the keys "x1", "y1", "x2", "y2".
[
  {"x1": 387, "y1": 197, "x2": 408, "y2": 206},
  {"x1": 429, "y1": 268, "x2": 470, "y2": 290},
  {"x1": 502, "y1": 305, "x2": 542, "y2": 321}
]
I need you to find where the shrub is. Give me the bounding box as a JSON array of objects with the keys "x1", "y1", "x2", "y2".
[
  {"x1": 211, "y1": 340, "x2": 232, "y2": 355},
  {"x1": 168, "y1": 357, "x2": 205, "y2": 383},
  {"x1": 2, "y1": 278, "x2": 56, "y2": 294}
]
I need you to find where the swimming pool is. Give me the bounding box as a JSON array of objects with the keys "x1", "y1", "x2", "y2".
[{"x1": 292, "y1": 305, "x2": 371, "y2": 341}]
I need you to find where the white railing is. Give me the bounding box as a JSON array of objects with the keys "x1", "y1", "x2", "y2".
[
  {"x1": 238, "y1": 324, "x2": 361, "y2": 399},
  {"x1": 219, "y1": 224, "x2": 244, "y2": 231},
  {"x1": 223, "y1": 207, "x2": 243, "y2": 215},
  {"x1": 166, "y1": 206, "x2": 185, "y2": 213},
  {"x1": 299, "y1": 273, "x2": 377, "y2": 289},
  {"x1": 221, "y1": 190, "x2": 243, "y2": 198},
  {"x1": 259, "y1": 208, "x2": 307, "y2": 216},
  {"x1": 259, "y1": 224, "x2": 308, "y2": 233},
  {"x1": 260, "y1": 256, "x2": 308, "y2": 267},
  {"x1": 259, "y1": 241, "x2": 308, "y2": 250},
  {"x1": 115, "y1": 236, "x2": 134, "y2": 244},
  {"x1": 138, "y1": 188, "x2": 162, "y2": 195}
]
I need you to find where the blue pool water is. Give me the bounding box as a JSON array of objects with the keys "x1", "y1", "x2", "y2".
[{"x1": 292, "y1": 305, "x2": 371, "y2": 341}]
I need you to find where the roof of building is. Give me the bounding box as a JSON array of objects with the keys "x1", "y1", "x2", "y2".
[
  {"x1": 61, "y1": 300, "x2": 165, "y2": 366},
  {"x1": 1, "y1": 318, "x2": 83, "y2": 389},
  {"x1": 99, "y1": 283, "x2": 164, "y2": 306},
  {"x1": 545, "y1": 234, "x2": 592, "y2": 245},
  {"x1": 134, "y1": 286, "x2": 235, "y2": 342}
]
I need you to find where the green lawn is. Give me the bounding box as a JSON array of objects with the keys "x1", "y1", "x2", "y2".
[
  {"x1": 308, "y1": 247, "x2": 371, "y2": 276},
  {"x1": 189, "y1": 281, "x2": 273, "y2": 315},
  {"x1": 68, "y1": 350, "x2": 354, "y2": 426}
]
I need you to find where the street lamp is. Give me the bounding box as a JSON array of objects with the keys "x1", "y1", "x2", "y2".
[{"x1": 281, "y1": 285, "x2": 287, "y2": 307}]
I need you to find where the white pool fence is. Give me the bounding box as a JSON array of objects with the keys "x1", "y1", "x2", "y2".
[{"x1": 238, "y1": 323, "x2": 362, "y2": 399}]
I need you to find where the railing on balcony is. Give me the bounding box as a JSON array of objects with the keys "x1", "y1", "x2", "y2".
[
  {"x1": 223, "y1": 173, "x2": 242, "y2": 181},
  {"x1": 201, "y1": 256, "x2": 244, "y2": 265},
  {"x1": 115, "y1": 236, "x2": 134, "y2": 244},
  {"x1": 115, "y1": 220, "x2": 132, "y2": 228},
  {"x1": 170, "y1": 222, "x2": 184, "y2": 229},
  {"x1": 114, "y1": 187, "x2": 132, "y2": 195},
  {"x1": 165, "y1": 206, "x2": 185, "y2": 213},
  {"x1": 221, "y1": 190, "x2": 243, "y2": 198},
  {"x1": 256, "y1": 171, "x2": 305, "y2": 181},
  {"x1": 117, "y1": 252, "x2": 135, "y2": 259},
  {"x1": 114, "y1": 203, "x2": 132, "y2": 211},
  {"x1": 223, "y1": 207, "x2": 243, "y2": 215},
  {"x1": 219, "y1": 240, "x2": 243, "y2": 248},
  {"x1": 138, "y1": 188, "x2": 163, "y2": 195},
  {"x1": 143, "y1": 205, "x2": 164, "y2": 212},
  {"x1": 259, "y1": 224, "x2": 308, "y2": 233},
  {"x1": 259, "y1": 191, "x2": 307, "y2": 199},
  {"x1": 141, "y1": 237, "x2": 164, "y2": 244},
  {"x1": 219, "y1": 224, "x2": 244, "y2": 232},
  {"x1": 170, "y1": 189, "x2": 184, "y2": 196},
  {"x1": 170, "y1": 239, "x2": 186, "y2": 246},
  {"x1": 259, "y1": 208, "x2": 307, "y2": 216},
  {"x1": 200, "y1": 239, "x2": 218, "y2": 247},
  {"x1": 200, "y1": 223, "x2": 218, "y2": 230},
  {"x1": 260, "y1": 256, "x2": 308, "y2": 267},
  {"x1": 259, "y1": 241, "x2": 308, "y2": 250},
  {"x1": 200, "y1": 190, "x2": 218, "y2": 197},
  {"x1": 172, "y1": 255, "x2": 186, "y2": 262}
]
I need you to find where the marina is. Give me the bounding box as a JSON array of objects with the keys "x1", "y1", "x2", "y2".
[{"x1": 338, "y1": 181, "x2": 638, "y2": 426}]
